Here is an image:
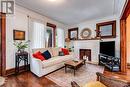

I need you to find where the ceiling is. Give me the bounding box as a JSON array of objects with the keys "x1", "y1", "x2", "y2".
[{"x1": 15, "y1": 0, "x2": 124, "y2": 25}]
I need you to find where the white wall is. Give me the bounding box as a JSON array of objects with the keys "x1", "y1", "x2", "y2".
[
  {"x1": 5, "y1": 0, "x2": 125, "y2": 69},
  {"x1": 67, "y1": 15, "x2": 120, "y2": 63},
  {"x1": 6, "y1": 5, "x2": 66, "y2": 70}
]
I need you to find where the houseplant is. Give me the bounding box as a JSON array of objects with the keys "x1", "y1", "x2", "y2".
[{"x1": 13, "y1": 40, "x2": 30, "y2": 52}]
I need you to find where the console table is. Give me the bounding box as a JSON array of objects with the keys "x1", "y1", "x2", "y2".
[
  {"x1": 15, "y1": 52, "x2": 29, "y2": 74},
  {"x1": 99, "y1": 53, "x2": 120, "y2": 72}
]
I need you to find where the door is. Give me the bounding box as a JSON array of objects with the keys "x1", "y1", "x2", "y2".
[
  {"x1": 127, "y1": 14, "x2": 130, "y2": 68},
  {"x1": 0, "y1": 13, "x2": 6, "y2": 76},
  {"x1": 120, "y1": 0, "x2": 130, "y2": 73},
  {"x1": 0, "y1": 13, "x2": 1, "y2": 75}
]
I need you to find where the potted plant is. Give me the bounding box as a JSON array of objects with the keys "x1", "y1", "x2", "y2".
[{"x1": 13, "y1": 40, "x2": 30, "y2": 53}]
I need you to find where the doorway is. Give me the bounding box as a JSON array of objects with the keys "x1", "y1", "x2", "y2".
[
  {"x1": 46, "y1": 27, "x2": 54, "y2": 47},
  {"x1": 46, "y1": 23, "x2": 56, "y2": 47},
  {"x1": 0, "y1": 13, "x2": 1, "y2": 76},
  {"x1": 127, "y1": 14, "x2": 130, "y2": 68},
  {"x1": 0, "y1": 13, "x2": 6, "y2": 76},
  {"x1": 120, "y1": 0, "x2": 130, "y2": 73}
]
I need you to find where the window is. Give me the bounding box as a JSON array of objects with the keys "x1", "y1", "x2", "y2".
[
  {"x1": 56, "y1": 28, "x2": 65, "y2": 47},
  {"x1": 31, "y1": 22, "x2": 45, "y2": 49}
]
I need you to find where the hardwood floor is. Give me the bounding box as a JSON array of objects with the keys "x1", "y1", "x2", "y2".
[
  {"x1": 2, "y1": 72, "x2": 60, "y2": 87},
  {"x1": 2, "y1": 67, "x2": 130, "y2": 87},
  {"x1": 104, "y1": 68, "x2": 130, "y2": 82}
]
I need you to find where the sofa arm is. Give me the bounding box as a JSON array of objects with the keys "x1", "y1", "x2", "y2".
[
  {"x1": 96, "y1": 72, "x2": 130, "y2": 87},
  {"x1": 30, "y1": 57, "x2": 43, "y2": 77},
  {"x1": 71, "y1": 81, "x2": 80, "y2": 87}
]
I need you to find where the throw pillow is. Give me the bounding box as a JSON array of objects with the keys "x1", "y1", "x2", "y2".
[
  {"x1": 33, "y1": 51, "x2": 45, "y2": 61},
  {"x1": 61, "y1": 48, "x2": 69, "y2": 55},
  {"x1": 59, "y1": 51, "x2": 64, "y2": 56},
  {"x1": 42, "y1": 50, "x2": 52, "y2": 60},
  {"x1": 52, "y1": 48, "x2": 60, "y2": 57}
]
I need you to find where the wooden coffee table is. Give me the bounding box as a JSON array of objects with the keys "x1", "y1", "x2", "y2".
[{"x1": 64, "y1": 60, "x2": 86, "y2": 76}]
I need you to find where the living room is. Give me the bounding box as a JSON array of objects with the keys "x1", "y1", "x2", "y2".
[{"x1": 0, "y1": 0, "x2": 130, "y2": 87}]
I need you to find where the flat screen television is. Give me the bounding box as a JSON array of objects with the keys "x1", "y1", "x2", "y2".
[{"x1": 100, "y1": 41, "x2": 115, "y2": 57}]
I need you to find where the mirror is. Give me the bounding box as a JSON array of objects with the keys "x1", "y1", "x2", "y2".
[{"x1": 96, "y1": 21, "x2": 116, "y2": 38}]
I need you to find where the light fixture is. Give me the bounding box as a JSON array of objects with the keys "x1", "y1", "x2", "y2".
[
  {"x1": 47, "y1": 0, "x2": 64, "y2": 4},
  {"x1": 49, "y1": 0, "x2": 56, "y2": 2}
]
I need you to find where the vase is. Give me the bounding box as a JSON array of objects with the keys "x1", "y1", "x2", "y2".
[
  {"x1": 18, "y1": 49, "x2": 25, "y2": 53},
  {"x1": 20, "y1": 49, "x2": 25, "y2": 53}
]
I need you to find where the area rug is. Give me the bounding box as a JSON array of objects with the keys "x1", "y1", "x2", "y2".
[
  {"x1": 0, "y1": 77, "x2": 5, "y2": 86},
  {"x1": 45, "y1": 63, "x2": 104, "y2": 87}
]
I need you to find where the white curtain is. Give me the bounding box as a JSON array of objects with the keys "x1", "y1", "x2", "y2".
[
  {"x1": 56, "y1": 28, "x2": 65, "y2": 47},
  {"x1": 29, "y1": 17, "x2": 45, "y2": 49}
]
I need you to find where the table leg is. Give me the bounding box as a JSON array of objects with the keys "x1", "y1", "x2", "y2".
[
  {"x1": 74, "y1": 67, "x2": 76, "y2": 76},
  {"x1": 17, "y1": 59, "x2": 19, "y2": 74},
  {"x1": 25, "y1": 55, "x2": 28, "y2": 71},
  {"x1": 27, "y1": 56, "x2": 29, "y2": 71},
  {"x1": 24, "y1": 58, "x2": 26, "y2": 70},
  {"x1": 65, "y1": 65, "x2": 67, "y2": 73},
  {"x1": 15, "y1": 55, "x2": 18, "y2": 74},
  {"x1": 84, "y1": 60, "x2": 86, "y2": 65}
]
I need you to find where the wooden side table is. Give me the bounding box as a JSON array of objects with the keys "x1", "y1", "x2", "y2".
[{"x1": 15, "y1": 51, "x2": 29, "y2": 74}]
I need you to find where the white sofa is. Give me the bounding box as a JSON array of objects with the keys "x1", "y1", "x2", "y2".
[{"x1": 30, "y1": 48, "x2": 74, "y2": 77}]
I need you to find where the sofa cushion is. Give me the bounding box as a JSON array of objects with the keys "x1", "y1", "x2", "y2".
[
  {"x1": 42, "y1": 50, "x2": 52, "y2": 60},
  {"x1": 52, "y1": 47, "x2": 60, "y2": 57},
  {"x1": 61, "y1": 48, "x2": 69, "y2": 55},
  {"x1": 32, "y1": 48, "x2": 53, "y2": 56},
  {"x1": 33, "y1": 51, "x2": 45, "y2": 61},
  {"x1": 83, "y1": 81, "x2": 106, "y2": 87},
  {"x1": 41, "y1": 55, "x2": 73, "y2": 68}
]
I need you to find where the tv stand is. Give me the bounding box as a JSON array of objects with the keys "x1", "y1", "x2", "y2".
[{"x1": 99, "y1": 53, "x2": 120, "y2": 72}]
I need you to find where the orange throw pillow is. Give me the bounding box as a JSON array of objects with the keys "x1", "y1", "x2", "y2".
[
  {"x1": 33, "y1": 51, "x2": 45, "y2": 61},
  {"x1": 61, "y1": 48, "x2": 69, "y2": 55}
]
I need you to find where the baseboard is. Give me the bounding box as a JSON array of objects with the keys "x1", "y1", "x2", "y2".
[{"x1": 5, "y1": 64, "x2": 30, "y2": 76}]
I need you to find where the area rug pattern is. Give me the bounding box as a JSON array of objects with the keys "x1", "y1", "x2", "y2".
[{"x1": 45, "y1": 63, "x2": 104, "y2": 87}]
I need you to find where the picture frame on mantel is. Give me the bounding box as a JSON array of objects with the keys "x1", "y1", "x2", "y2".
[
  {"x1": 13, "y1": 30, "x2": 25, "y2": 40},
  {"x1": 96, "y1": 20, "x2": 116, "y2": 38},
  {"x1": 68, "y1": 27, "x2": 78, "y2": 40}
]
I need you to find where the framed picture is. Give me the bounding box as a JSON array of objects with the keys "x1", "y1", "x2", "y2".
[
  {"x1": 96, "y1": 21, "x2": 116, "y2": 38},
  {"x1": 13, "y1": 30, "x2": 25, "y2": 40},
  {"x1": 68, "y1": 28, "x2": 78, "y2": 40}
]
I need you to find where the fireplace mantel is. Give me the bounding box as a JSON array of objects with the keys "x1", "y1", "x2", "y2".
[{"x1": 71, "y1": 38, "x2": 100, "y2": 41}]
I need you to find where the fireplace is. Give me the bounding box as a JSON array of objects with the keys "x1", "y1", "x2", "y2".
[{"x1": 80, "y1": 49, "x2": 91, "y2": 61}]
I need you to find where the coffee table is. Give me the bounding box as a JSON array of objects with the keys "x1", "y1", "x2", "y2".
[{"x1": 64, "y1": 60, "x2": 86, "y2": 76}]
